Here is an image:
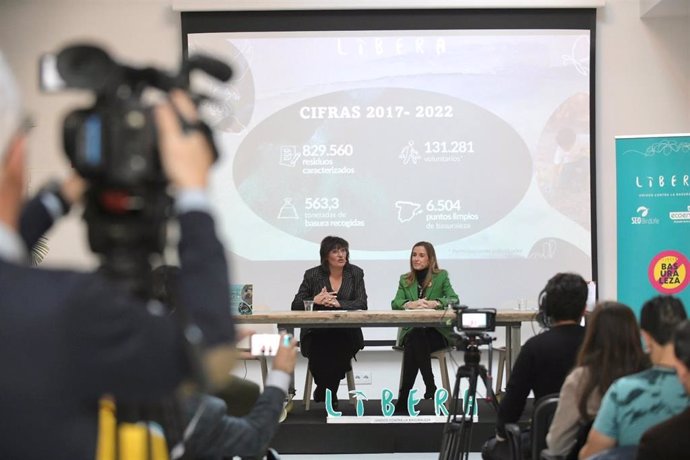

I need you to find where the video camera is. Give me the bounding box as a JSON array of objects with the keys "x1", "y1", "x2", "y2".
[
  {"x1": 39, "y1": 44, "x2": 233, "y2": 296},
  {"x1": 457, "y1": 308, "x2": 496, "y2": 333},
  {"x1": 452, "y1": 306, "x2": 497, "y2": 350}
]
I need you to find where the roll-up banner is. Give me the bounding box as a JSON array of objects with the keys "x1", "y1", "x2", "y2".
[{"x1": 616, "y1": 134, "x2": 690, "y2": 315}]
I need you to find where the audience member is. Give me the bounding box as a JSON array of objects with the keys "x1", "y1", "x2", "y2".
[
  {"x1": 150, "y1": 263, "x2": 297, "y2": 458},
  {"x1": 391, "y1": 241, "x2": 459, "y2": 414},
  {"x1": 637, "y1": 319, "x2": 690, "y2": 460},
  {"x1": 483, "y1": 272, "x2": 588, "y2": 460},
  {"x1": 179, "y1": 334, "x2": 297, "y2": 459},
  {"x1": 579, "y1": 296, "x2": 690, "y2": 459},
  {"x1": 544, "y1": 302, "x2": 649, "y2": 459},
  {"x1": 291, "y1": 235, "x2": 367, "y2": 408},
  {"x1": 0, "y1": 52, "x2": 235, "y2": 460}
]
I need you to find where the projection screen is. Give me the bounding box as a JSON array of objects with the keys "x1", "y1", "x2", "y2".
[{"x1": 181, "y1": 9, "x2": 597, "y2": 341}]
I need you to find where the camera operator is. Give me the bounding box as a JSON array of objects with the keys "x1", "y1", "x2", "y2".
[
  {"x1": 0, "y1": 52, "x2": 236, "y2": 460},
  {"x1": 482, "y1": 273, "x2": 587, "y2": 460}
]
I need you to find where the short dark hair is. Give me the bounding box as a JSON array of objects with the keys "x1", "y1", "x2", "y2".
[
  {"x1": 539, "y1": 272, "x2": 588, "y2": 323},
  {"x1": 319, "y1": 236, "x2": 349, "y2": 269},
  {"x1": 641, "y1": 296, "x2": 687, "y2": 345},
  {"x1": 675, "y1": 320, "x2": 690, "y2": 369}
]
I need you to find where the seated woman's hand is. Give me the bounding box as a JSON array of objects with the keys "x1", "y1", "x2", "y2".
[
  {"x1": 314, "y1": 288, "x2": 339, "y2": 307},
  {"x1": 406, "y1": 299, "x2": 440, "y2": 309},
  {"x1": 314, "y1": 287, "x2": 329, "y2": 304},
  {"x1": 322, "y1": 291, "x2": 339, "y2": 308},
  {"x1": 324, "y1": 297, "x2": 340, "y2": 308},
  {"x1": 420, "y1": 299, "x2": 441, "y2": 309},
  {"x1": 405, "y1": 299, "x2": 424, "y2": 309}
]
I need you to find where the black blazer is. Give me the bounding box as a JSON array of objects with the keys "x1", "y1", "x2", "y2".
[{"x1": 291, "y1": 264, "x2": 367, "y2": 357}]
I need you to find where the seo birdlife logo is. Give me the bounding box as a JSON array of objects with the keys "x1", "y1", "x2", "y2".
[
  {"x1": 648, "y1": 251, "x2": 690, "y2": 294},
  {"x1": 630, "y1": 206, "x2": 659, "y2": 225}
]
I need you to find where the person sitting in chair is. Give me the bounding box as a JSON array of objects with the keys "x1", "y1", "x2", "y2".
[
  {"x1": 579, "y1": 295, "x2": 690, "y2": 459},
  {"x1": 638, "y1": 319, "x2": 690, "y2": 459},
  {"x1": 291, "y1": 235, "x2": 368, "y2": 409},
  {"x1": 545, "y1": 302, "x2": 648, "y2": 459},
  {"x1": 391, "y1": 241, "x2": 458, "y2": 414},
  {"x1": 483, "y1": 272, "x2": 588, "y2": 460}
]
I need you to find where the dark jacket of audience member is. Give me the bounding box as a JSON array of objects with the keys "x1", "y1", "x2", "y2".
[
  {"x1": 151, "y1": 265, "x2": 294, "y2": 459},
  {"x1": 495, "y1": 273, "x2": 588, "y2": 437}
]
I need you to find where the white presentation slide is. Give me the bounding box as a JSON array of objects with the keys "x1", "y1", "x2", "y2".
[{"x1": 187, "y1": 29, "x2": 593, "y2": 333}]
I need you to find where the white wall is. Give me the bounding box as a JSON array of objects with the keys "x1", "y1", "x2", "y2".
[
  {"x1": 0, "y1": 0, "x2": 181, "y2": 267},
  {"x1": 595, "y1": 0, "x2": 690, "y2": 300},
  {"x1": 1, "y1": 0, "x2": 689, "y2": 397}
]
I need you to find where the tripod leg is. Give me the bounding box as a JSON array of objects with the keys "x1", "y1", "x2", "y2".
[
  {"x1": 478, "y1": 366, "x2": 500, "y2": 413},
  {"x1": 439, "y1": 366, "x2": 467, "y2": 460},
  {"x1": 440, "y1": 364, "x2": 488, "y2": 460},
  {"x1": 460, "y1": 366, "x2": 479, "y2": 460},
  {"x1": 449, "y1": 364, "x2": 463, "y2": 419}
]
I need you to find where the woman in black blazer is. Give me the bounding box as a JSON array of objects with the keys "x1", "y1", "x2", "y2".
[{"x1": 291, "y1": 236, "x2": 368, "y2": 407}]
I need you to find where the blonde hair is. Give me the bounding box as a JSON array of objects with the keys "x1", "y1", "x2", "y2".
[{"x1": 404, "y1": 241, "x2": 441, "y2": 292}]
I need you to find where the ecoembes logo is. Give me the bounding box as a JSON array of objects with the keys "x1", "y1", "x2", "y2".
[{"x1": 669, "y1": 206, "x2": 690, "y2": 223}]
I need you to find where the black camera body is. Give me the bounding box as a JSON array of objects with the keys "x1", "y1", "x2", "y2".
[
  {"x1": 63, "y1": 103, "x2": 160, "y2": 186},
  {"x1": 40, "y1": 44, "x2": 232, "y2": 295}
]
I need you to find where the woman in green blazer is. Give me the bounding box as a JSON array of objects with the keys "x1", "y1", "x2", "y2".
[{"x1": 391, "y1": 241, "x2": 459, "y2": 411}]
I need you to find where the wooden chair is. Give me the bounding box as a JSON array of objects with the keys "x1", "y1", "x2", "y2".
[
  {"x1": 303, "y1": 361, "x2": 356, "y2": 411},
  {"x1": 394, "y1": 346, "x2": 452, "y2": 407},
  {"x1": 235, "y1": 322, "x2": 273, "y2": 389},
  {"x1": 495, "y1": 346, "x2": 510, "y2": 396},
  {"x1": 431, "y1": 349, "x2": 452, "y2": 401},
  {"x1": 237, "y1": 352, "x2": 269, "y2": 388}
]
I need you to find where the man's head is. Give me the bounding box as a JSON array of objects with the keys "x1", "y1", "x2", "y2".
[
  {"x1": 673, "y1": 320, "x2": 690, "y2": 393},
  {"x1": 640, "y1": 295, "x2": 687, "y2": 347},
  {"x1": 538, "y1": 272, "x2": 588, "y2": 325}
]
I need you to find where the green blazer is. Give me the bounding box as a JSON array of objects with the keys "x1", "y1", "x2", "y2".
[{"x1": 391, "y1": 269, "x2": 459, "y2": 344}]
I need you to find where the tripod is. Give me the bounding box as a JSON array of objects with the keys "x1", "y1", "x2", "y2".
[{"x1": 439, "y1": 337, "x2": 499, "y2": 460}]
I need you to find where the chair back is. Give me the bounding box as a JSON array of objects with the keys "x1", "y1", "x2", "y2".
[
  {"x1": 531, "y1": 393, "x2": 560, "y2": 460},
  {"x1": 504, "y1": 423, "x2": 523, "y2": 460},
  {"x1": 565, "y1": 419, "x2": 593, "y2": 460}
]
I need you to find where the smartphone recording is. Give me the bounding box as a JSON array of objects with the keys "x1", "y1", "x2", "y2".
[{"x1": 250, "y1": 334, "x2": 282, "y2": 356}]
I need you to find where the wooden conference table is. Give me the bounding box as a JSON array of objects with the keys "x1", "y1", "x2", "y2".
[{"x1": 235, "y1": 309, "x2": 536, "y2": 373}]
